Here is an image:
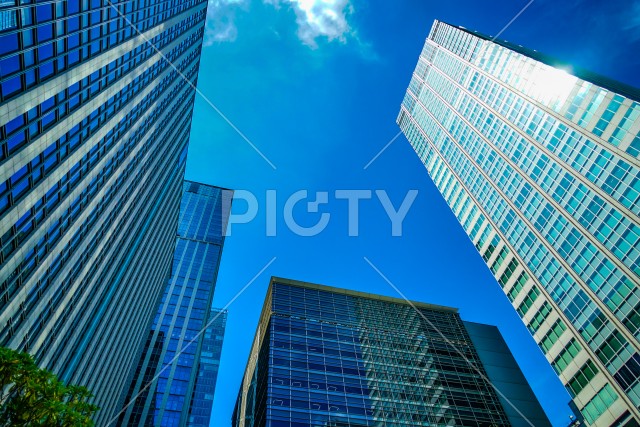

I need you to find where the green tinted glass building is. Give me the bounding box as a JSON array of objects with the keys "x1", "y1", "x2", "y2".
[
  {"x1": 398, "y1": 19, "x2": 640, "y2": 426},
  {"x1": 233, "y1": 277, "x2": 552, "y2": 427}
]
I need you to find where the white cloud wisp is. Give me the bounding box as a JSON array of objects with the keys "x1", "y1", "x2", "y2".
[
  {"x1": 204, "y1": 0, "x2": 246, "y2": 46},
  {"x1": 266, "y1": 0, "x2": 353, "y2": 48}
]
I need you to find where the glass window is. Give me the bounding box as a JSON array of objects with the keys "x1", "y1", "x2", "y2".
[
  {"x1": 541, "y1": 319, "x2": 567, "y2": 352},
  {"x1": 0, "y1": 32, "x2": 19, "y2": 55},
  {"x1": 0, "y1": 55, "x2": 20, "y2": 77},
  {"x1": 36, "y1": 4, "x2": 53, "y2": 22},
  {"x1": 583, "y1": 384, "x2": 618, "y2": 424},
  {"x1": 567, "y1": 360, "x2": 599, "y2": 397},
  {"x1": 517, "y1": 286, "x2": 540, "y2": 316},
  {"x1": 36, "y1": 23, "x2": 54, "y2": 42},
  {"x1": 1, "y1": 74, "x2": 22, "y2": 99}
]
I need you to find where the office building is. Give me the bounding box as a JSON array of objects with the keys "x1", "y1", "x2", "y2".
[
  {"x1": 0, "y1": 0, "x2": 209, "y2": 422},
  {"x1": 118, "y1": 182, "x2": 232, "y2": 426},
  {"x1": 233, "y1": 277, "x2": 552, "y2": 427},
  {"x1": 189, "y1": 307, "x2": 227, "y2": 427},
  {"x1": 397, "y1": 19, "x2": 640, "y2": 425}
]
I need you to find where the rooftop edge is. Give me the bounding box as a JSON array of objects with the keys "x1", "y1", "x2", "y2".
[{"x1": 268, "y1": 276, "x2": 459, "y2": 314}]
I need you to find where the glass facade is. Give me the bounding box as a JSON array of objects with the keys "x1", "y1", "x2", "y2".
[
  {"x1": 118, "y1": 181, "x2": 232, "y2": 426},
  {"x1": 233, "y1": 277, "x2": 551, "y2": 427},
  {"x1": 0, "y1": 0, "x2": 207, "y2": 423},
  {"x1": 189, "y1": 307, "x2": 227, "y2": 427},
  {"x1": 397, "y1": 19, "x2": 640, "y2": 426}
]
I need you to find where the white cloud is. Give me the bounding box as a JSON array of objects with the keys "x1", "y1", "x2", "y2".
[
  {"x1": 266, "y1": 0, "x2": 353, "y2": 48},
  {"x1": 204, "y1": 0, "x2": 246, "y2": 46},
  {"x1": 203, "y1": 0, "x2": 359, "y2": 50}
]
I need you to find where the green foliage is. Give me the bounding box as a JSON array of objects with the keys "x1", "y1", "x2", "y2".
[{"x1": 0, "y1": 347, "x2": 99, "y2": 426}]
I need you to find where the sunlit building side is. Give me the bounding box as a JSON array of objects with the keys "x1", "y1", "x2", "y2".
[{"x1": 398, "y1": 19, "x2": 640, "y2": 426}]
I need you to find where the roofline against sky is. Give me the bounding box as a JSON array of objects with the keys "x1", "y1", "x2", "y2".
[
  {"x1": 268, "y1": 276, "x2": 460, "y2": 313},
  {"x1": 431, "y1": 19, "x2": 640, "y2": 103},
  {"x1": 184, "y1": 179, "x2": 235, "y2": 193}
]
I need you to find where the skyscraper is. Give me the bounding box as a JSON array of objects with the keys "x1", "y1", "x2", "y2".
[
  {"x1": 233, "y1": 277, "x2": 553, "y2": 427},
  {"x1": 0, "y1": 0, "x2": 208, "y2": 422},
  {"x1": 118, "y1": 181, "x2": 232, "y2": 426},
  {"x1": 190, "y1": 307, "x2": 227, "y2": 427},
  {"x1": 397, "y1": 19, "x2": 640, "y2": 426}
]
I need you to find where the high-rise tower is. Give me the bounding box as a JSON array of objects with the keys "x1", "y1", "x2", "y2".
[
  {"x1": 233, "y1": 277, "x2": 553, "y2": 427},
  {"x1": 118, "y1": 181, "x2": 232, "y2": 426},
  {"x1": 0, "y1": 0, "x2": 209, "y2": 422},
  {"x1": 398, "y1": 19, "x2": 640, "y2": 426}
]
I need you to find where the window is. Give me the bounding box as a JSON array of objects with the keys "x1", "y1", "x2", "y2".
[
  {"x1": 1, "y1": 74, "x2": 22, "y2": 99},
  {"x1": 553, "y1": 338, "x2": 582, "y2": 374},
  {"x1": 593, "y1": 95, "x2": 624, "y2": 137},
  {"x1": 609, "y1": 103, "x2": 640, "y2": 146},
  {"x1": 498, "y1": 258, "x2": 519, "y2": 287},
  {"x1": 578, "y1": 91, "x2": 605, "y2": 127},
  {"x1": 583, "y1": 384, "x2": 618, "y2": 424},
  {"x1": 540, "y1": 319, "x2": 567, "y2": 352},
  {"x1": 567, "y1": 360, "x2": 599, "y2": 397},
  {"x1": 596, "y1": 330, "x2": 626, "y2": 365},
  {"x1": 36, "y1": 3, "x2": 53, "y2": 22},
  {"x1": 626, "y1": 132, "x2": 640, "y2": 157},
  {"x1": 517, "y1": 286, "x2": 540, "y2": 316},
  {"x1": 0, "y1": 55, "x2": 20, "y2": 77},
  {"x1": 528, "y1": 301, "x2": 551, "y2": 334},
  {"x1": 0, "y1": 32, "x2": 19, "y2": 55},
  {"x1": 490, "y1": 246, "x2": 509, "y2": 273},
  {"x1": 507, "y1": 272, "x2": 528, "y2": 302}
]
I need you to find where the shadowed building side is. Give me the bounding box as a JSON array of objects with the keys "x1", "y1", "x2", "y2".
[
  {"x1": 117, "y1": 182, "x2": 232, "y2": 426},
  {"x1": 463, "y1": 321, "x2": 553, "y2": 427}
]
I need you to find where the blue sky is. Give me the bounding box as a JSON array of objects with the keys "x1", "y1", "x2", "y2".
[{"x1": 184, "y1": 0, "x2": 640, "y2": 425}]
